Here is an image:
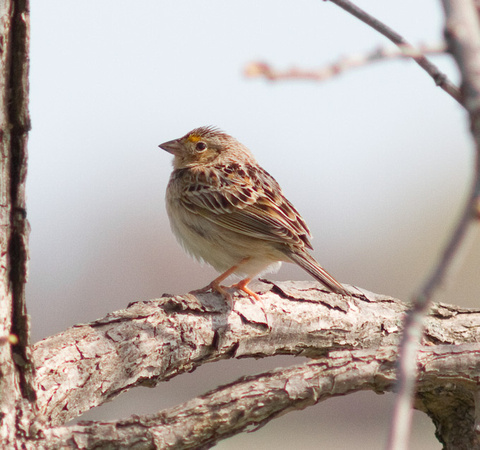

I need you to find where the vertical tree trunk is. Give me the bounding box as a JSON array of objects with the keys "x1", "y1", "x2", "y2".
[{"x1": 0, "y1": 0, "x2": 33, "y2": 445}]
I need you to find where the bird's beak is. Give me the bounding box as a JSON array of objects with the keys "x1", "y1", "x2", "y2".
[{"x1": 159, "y1": 139, "x2": 182, "y2": 155}]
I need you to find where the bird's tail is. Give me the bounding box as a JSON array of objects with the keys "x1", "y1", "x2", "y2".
[{"x1": 287, "y1": 251, "x2": 349, "y2": 295}]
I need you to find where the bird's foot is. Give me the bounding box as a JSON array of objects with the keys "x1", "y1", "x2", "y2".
[
  {"x1": 190, "y1": 282, "x2": 233, "y2": 306},
  {"x1": 231, "y1": 278, "x2": 261, "y2": 301}
]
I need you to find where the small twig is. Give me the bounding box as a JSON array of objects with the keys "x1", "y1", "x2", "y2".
[
  {"x1": 245, "y1": 43, "x2": 446, "y2": 82},
  {"x1": 387, "y1": 0, "x2": 480, "y2": 449},
  {"x1": 327, "y1": 0, "x2": 462, "y2": 104}
]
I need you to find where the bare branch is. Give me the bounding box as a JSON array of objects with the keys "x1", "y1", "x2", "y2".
[
  {"x1": 388, "y1": 1, "x2": 480, "y2": 448},
  {"x1": 31, "y1": 344, "x2": 480, "y2": 449},
  {"x1": 327, "y1": 0, "x2": 462, "y2": 104},
  {"x1": 245, "y1": 43, "x2": 447, "y2": 82},
  {"x1": 31, "y1": 281, "x2": 480, "y2": 429}
]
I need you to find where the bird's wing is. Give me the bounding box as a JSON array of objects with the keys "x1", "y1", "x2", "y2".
[{"x1": 177, "y1": 164, "x2": 313, "y2": 249}]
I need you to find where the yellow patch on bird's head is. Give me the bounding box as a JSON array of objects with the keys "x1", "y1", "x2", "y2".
[{"x1": 186, "y1": 134, "x2": 201, "y2": 143}]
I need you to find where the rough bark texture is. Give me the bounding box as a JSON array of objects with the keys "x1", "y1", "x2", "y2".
[
  {"x1": 27, "y1": 281, "x2": 480, "y2": 448},
  {"x1": 0, "y1": 0, "x2": 33, "y2": 447},
  {"x1": 32, "y1": 345, "x2": 480, "y2": 449}
]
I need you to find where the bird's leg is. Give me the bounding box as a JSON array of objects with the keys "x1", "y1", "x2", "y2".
[
  {"x1": 231, "y1": 277, "x2": 261, "y2": 301},
  {"x1": 190, "y1": 258, "x2": 250, "y2": 302}
]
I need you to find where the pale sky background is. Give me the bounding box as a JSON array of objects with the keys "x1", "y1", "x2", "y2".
[{"x1": 27, "y1": 1, "x2": 477, "y2": 449}]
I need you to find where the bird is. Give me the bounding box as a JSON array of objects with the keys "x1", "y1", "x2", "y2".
[{"x1": 159, "y1": 126, "x2": 349, "y2": 302}]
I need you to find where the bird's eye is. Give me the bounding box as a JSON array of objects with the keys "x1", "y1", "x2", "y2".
[{"x1": 196, "y1": 142, "x2": 207, "y2": 152}]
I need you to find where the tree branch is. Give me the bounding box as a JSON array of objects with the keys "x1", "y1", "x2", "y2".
[
  {"x1": 388, "y1": 1, "x2": 480, "y2": 448},
  {"x1": 31, "y1": 280, "x2": 480, "y2": 431},
  {"x1": 245, "y1": 43, "x2": 447, "y2": 83},
  {"x1": 0, "y1": 0, "x2": 34, "y2": 445},
  {"x1": 247, "y1": 0, "x2": 462, "y2": 104},
  {"x1": 327, "y1": 0, "x2": 462, "y2": 104},
  {"x1": 27, "y1": 344, "x2": 480, "y2": 449}
]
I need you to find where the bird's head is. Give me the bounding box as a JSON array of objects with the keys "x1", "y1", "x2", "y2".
[{"x1": 159, "y1": 126, "x2": 255, "y2": 169}]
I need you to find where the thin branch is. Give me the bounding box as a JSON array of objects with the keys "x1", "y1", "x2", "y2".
[
  {"x1": 245, "y1": 43, "x2": 447, "y2": 82},
  {"x1": 37, "y1": 345, "x2": 480, "y2": 449},
  {"x1": 387, "y1": 0, "x2": 480, "y2": 449},
  {"x1": 327, "y1": 0, "x2": 462, "y2": 104}
]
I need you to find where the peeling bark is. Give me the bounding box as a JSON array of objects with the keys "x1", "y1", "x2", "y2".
[
  {"x1": 23, "y1": 342, "x2": 480, "y2": 449},
  {"x1": 27, "y1": 281, "x2": 480, "y2": 448}
]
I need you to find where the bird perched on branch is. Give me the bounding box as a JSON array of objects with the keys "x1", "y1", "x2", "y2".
[{"x1": 160, "y1": 126, "x2": 348, "y2": 302}]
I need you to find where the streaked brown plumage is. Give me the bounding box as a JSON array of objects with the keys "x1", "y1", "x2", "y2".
[{"x1": 160, "y1": 126, "x2": 348, "y2": 302}]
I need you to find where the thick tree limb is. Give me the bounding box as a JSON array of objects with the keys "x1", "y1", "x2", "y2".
[
  {"x1": 24, "y1": 344, "x2": 480, "y2": 449},
  {"x1": 31, "y1": 280, "x2": 480, "y2": 433}
]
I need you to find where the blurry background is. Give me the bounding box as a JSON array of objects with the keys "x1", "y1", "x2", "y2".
[{"x1": 27, "y1": 1, "x2": 477, "y2": 448}]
